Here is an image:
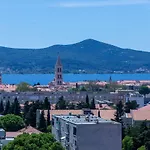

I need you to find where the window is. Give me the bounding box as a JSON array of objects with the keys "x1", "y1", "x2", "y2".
[
  {"x1": 57, "y1": 68, "x2": 59, "y2": 72},
  {"x1": 73, "y1": 127, "x2": 77, "y2": 135}
]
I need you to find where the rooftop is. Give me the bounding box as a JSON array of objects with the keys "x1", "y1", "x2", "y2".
[{"x1": 54, "y1": 114, "x2": 119, "y2": 125}]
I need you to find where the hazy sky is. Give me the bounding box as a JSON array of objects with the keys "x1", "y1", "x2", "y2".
[{"x1": 0, "y1": 0, "x2": 150, "y2": 51}]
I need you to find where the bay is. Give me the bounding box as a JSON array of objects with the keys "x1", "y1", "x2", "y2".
[{"x1": 1, "y1": 74, "x2": 150, "y2": 85}]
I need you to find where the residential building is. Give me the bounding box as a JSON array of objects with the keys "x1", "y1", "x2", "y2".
[
  {"x1": 52, "y1": 114, "x2": 122, "y2": 150},
  {"x1": 36, "y1": 109, "x2": 116, "y2": 128},
  {"x1": 125, "y1": 92, "x2": 144, "y2": 108},
  {"x1": 122, "y1": 104, "x2": 150, "y2": 127},
  {"x1": 0, "y1": 129, "x2": 14, "y2": 148}
]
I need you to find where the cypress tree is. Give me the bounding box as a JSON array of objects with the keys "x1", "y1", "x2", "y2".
[
  {"x1": 3, "y1": 100, "x2": 10, "y2": 115},
  {"x1": 56, "y1": 96, "x2": 66, "y2": 110},
  {"x1": 85, "y1": 95, "x2": 90, "y2": 108},
  {"x1": 47, "y1": 108, "x2": 50, "y2": 126},
  {"x1": 23, "y1": 101, "x2": 30, "y2": 119},
  {"x1": 13, "y1": 97, "x2": 21, "y2": 116},
  {"x1": 90, "y1": 98, "x2": 95, "y2": 109},
  {"x1": 114, "y1": 101, "x2": 124, "y2": 123},
  {"x1": 44, "y1": 97, "x2": 50, "y2": 109},
  {"x1": 38, "y1": 110, "x2": 47, "y2": 132},
  {"x1": 0, "y1": 100, "x2": 4, "y2": 114},
  {"x1": 98, "y1": 110, "x2": 101, "y2": 118}
]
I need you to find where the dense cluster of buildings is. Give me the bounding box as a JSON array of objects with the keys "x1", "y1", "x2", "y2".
[{"x1": 1, "y1": 55, "x2": 150, "y2": 149}]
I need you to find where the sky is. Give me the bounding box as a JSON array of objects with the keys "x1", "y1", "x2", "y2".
[{"x1": 0, "y1": 0, "x2": 150, "y2": 51}]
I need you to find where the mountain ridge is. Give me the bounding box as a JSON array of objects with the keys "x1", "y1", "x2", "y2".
[{"x1": 0, "y1": 39, "x2": 150, "y2": 74}]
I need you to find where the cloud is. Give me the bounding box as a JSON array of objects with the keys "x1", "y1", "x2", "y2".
[{"x1": 50, "y1": 0, "x2": 150, "y2": 8}]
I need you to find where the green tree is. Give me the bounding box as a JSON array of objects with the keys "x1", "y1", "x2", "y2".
[
  {"x1": 47, "y1": 108, "x2": 50, "y2": 126},
  {"x1": 139, "y1": 86, "x2": 150, "y2": 97},
  {"x1": 44, "y1": 97, "x2": 50, "y2": 109},
  {"x1": 23, "y1": 101, "x2": 30, "y2": 120},
  {"x1": 47, "y1": 125, "x2": 52, "y2": 133},
  {"x1": 3, "y1": 100, "x2": 10, "y2": 115},
  {"x1": 125, "y1": 100, "x2": 139, "y2": 113},
  {"x1": 85, "y1": 95, "x2": 90, "y2": 108},
  {"x1": 122, "y1": 136, "x2": 133, "y2": 150},
  {"x1": 55, "y1": 96, "x2": 67, "y2": 110},
  {"x1": 13, "y1": 97, "x2": 21, "y2": 116},
  {"x1": 38, "y1": 110, "x2": 47, "y2": 132},
  {"x1": 90, "y1": 98, "x2": 95, "y2": 109},
  {"x1": 114, "y1": 101, "x2": 124, "y2": 122},
  {"x1": 0, "y1": 100, "x2": 4, "y2": 114},
  {"x1": 0, "y1": 114, "x2": 25, "y2": 131},
  {"x1": 16, "y1": 82, "x2": 31, "y2": 92},
  {"x1": 138, "y1": 146, "x2": 146, "y2": 150},
  {"x1": 3, "y1": 133, "x2": 64, "y2": 150}
]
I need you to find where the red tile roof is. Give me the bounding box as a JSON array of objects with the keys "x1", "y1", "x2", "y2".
[{"x1": 131, "y1": 105, "x2": 150, "y2": 121}]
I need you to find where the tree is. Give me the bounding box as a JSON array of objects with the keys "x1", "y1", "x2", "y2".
[
  {"x1": 138, "y1": 146, "x2": 146, "y2": 150},
  {"x1": 47, "y1": 108, "x2": 50, "y2": 126},
  {"x1": 122, "y1": 136, "x2": 133, "y2": 150},
  {"x1": 23, "y1": 101, "x2": 30, "y2": 118},
  {"x1": 3, "y1": 133, "x2": 64, "y2": 150},
  {"x1": 114, "y1": 101, "x2": 124, "y2": 122},
  {"x1": 85, "y1": 95, "x2": 90, "y2": 108},
  {"x1": 139, "y1": 86, "x2": 150, "y2": 97},
  {"x1": 16, "y1": 82, "x2": 31, "y2": 92},
  {"x1": 13, "y1": 97, "x2": 21, "y2": 116},
  {"x1": 0, "y1": 114, "x2": 25, "y2": 131},
  {"x1": 98, "y1": 110, "x2": 101, "y2": 118},
  {"x1": 44, "y1": 97, "x2": 50, "y2": 109},
  {"x1": 0, "y1": 100, "x2": 4, "y2": 114},
  {"x1": 3, "y1": 100, "x2": 10, "y2": 115},
  {"x1": 125, "y1": 100, "x2": 139, "y2": 113},
  {"x1": 90, "y1": 98, "x2": 95, "y2": 109},
  {"x1": 38, "y1": 110, "x2": 47, "y2": 132},
  {"x1": 55, "y1": 96, "x2": 67, "y2": 110}
]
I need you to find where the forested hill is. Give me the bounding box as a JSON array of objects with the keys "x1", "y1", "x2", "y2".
[{"x1": 0, "y1": 39, "x2": 150, "y2": 73}]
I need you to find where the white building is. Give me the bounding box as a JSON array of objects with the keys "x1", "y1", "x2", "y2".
[
  {"x1": 52, "y1": 114, "x2": 122, "y2": 150},
  {"x1": 125, "y1": 93, "x2": 144, "y2": 108},
  {"x1": 0, "y1": 129, "x2": 14, "y2": 149}
]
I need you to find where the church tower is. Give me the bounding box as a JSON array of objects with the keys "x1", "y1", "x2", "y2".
[{"x1": 54, "y1": 54, "x2": 63, "y2": 86}]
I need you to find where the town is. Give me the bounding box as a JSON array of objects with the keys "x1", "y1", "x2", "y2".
[{"x1": 0, "y1": 55, "x2": 150, "y2": 150}]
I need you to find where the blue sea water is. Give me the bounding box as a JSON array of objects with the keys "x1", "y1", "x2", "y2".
[{"x1": 2, "y1": 74, "x2": 150, "y2": 85}]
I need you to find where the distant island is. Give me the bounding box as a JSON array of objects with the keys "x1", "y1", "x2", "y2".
[{"x1": 0, "y1": 39, "x2": 150, "y2": 74}]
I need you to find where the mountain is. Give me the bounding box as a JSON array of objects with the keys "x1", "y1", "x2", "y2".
[{"x1": 0, "y1": 39, "x2": 150, "y2": 73}]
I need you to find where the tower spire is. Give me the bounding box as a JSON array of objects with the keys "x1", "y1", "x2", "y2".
[{"x1": 54, "y1": 54, "x2": 63, "y2": 86}]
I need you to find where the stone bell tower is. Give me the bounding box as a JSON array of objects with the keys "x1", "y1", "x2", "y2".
[{"x1": 54, "y1": 54, "x2": 63, "y2": 86}]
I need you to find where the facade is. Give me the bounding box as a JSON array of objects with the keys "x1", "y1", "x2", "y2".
[
  {"x1": 125, "y1": 93, "x2": 144, "y2": 108},
  {"x1": 122, "y1": 104, "x2": 150, "y2": 127},
  {"x1": 54, "y1": 54, "x2": 63, "y2": 86},
  {"x1": 52, "y1": 114, "x2": 122, "y2": 150},
  {"x1": 0, "y1": 129, "x2": 14, "y2": 148}
]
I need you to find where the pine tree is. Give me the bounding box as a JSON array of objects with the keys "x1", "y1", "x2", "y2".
[
  {"x1": 38, "y1": 110, "x2": 47, "y2": 132},
  {"x1": 13, "y1": 97, "x2": 21, "y2": 116},
  {"x1": 47, "y1": 108, "x2": 50, "y2": 126},
  {"x1": 90, "y1": 98, "x2": 95, "y2": 109},
  {"x1": 0, "y1": 100, "x2": 4, "y2": 114},
  {"x1": 85, "y1": 95, "x2": 90, "y2": 108},
  {"x1": 3, "y1": 100, "x2": 10, "y2": 115}
]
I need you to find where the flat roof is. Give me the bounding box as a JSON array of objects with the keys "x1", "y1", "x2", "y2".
[{"x1": 53, "y1": 115, "x2": 119, "y2": 125}]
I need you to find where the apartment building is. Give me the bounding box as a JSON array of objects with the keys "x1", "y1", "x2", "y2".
[{"x1": 52, "y1": 114, "x2": 122, "y2": 150}]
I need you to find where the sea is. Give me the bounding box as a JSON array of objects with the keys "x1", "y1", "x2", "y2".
[{"x1": 2, "y1": 74, "x2": 150, "y2": 85}]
